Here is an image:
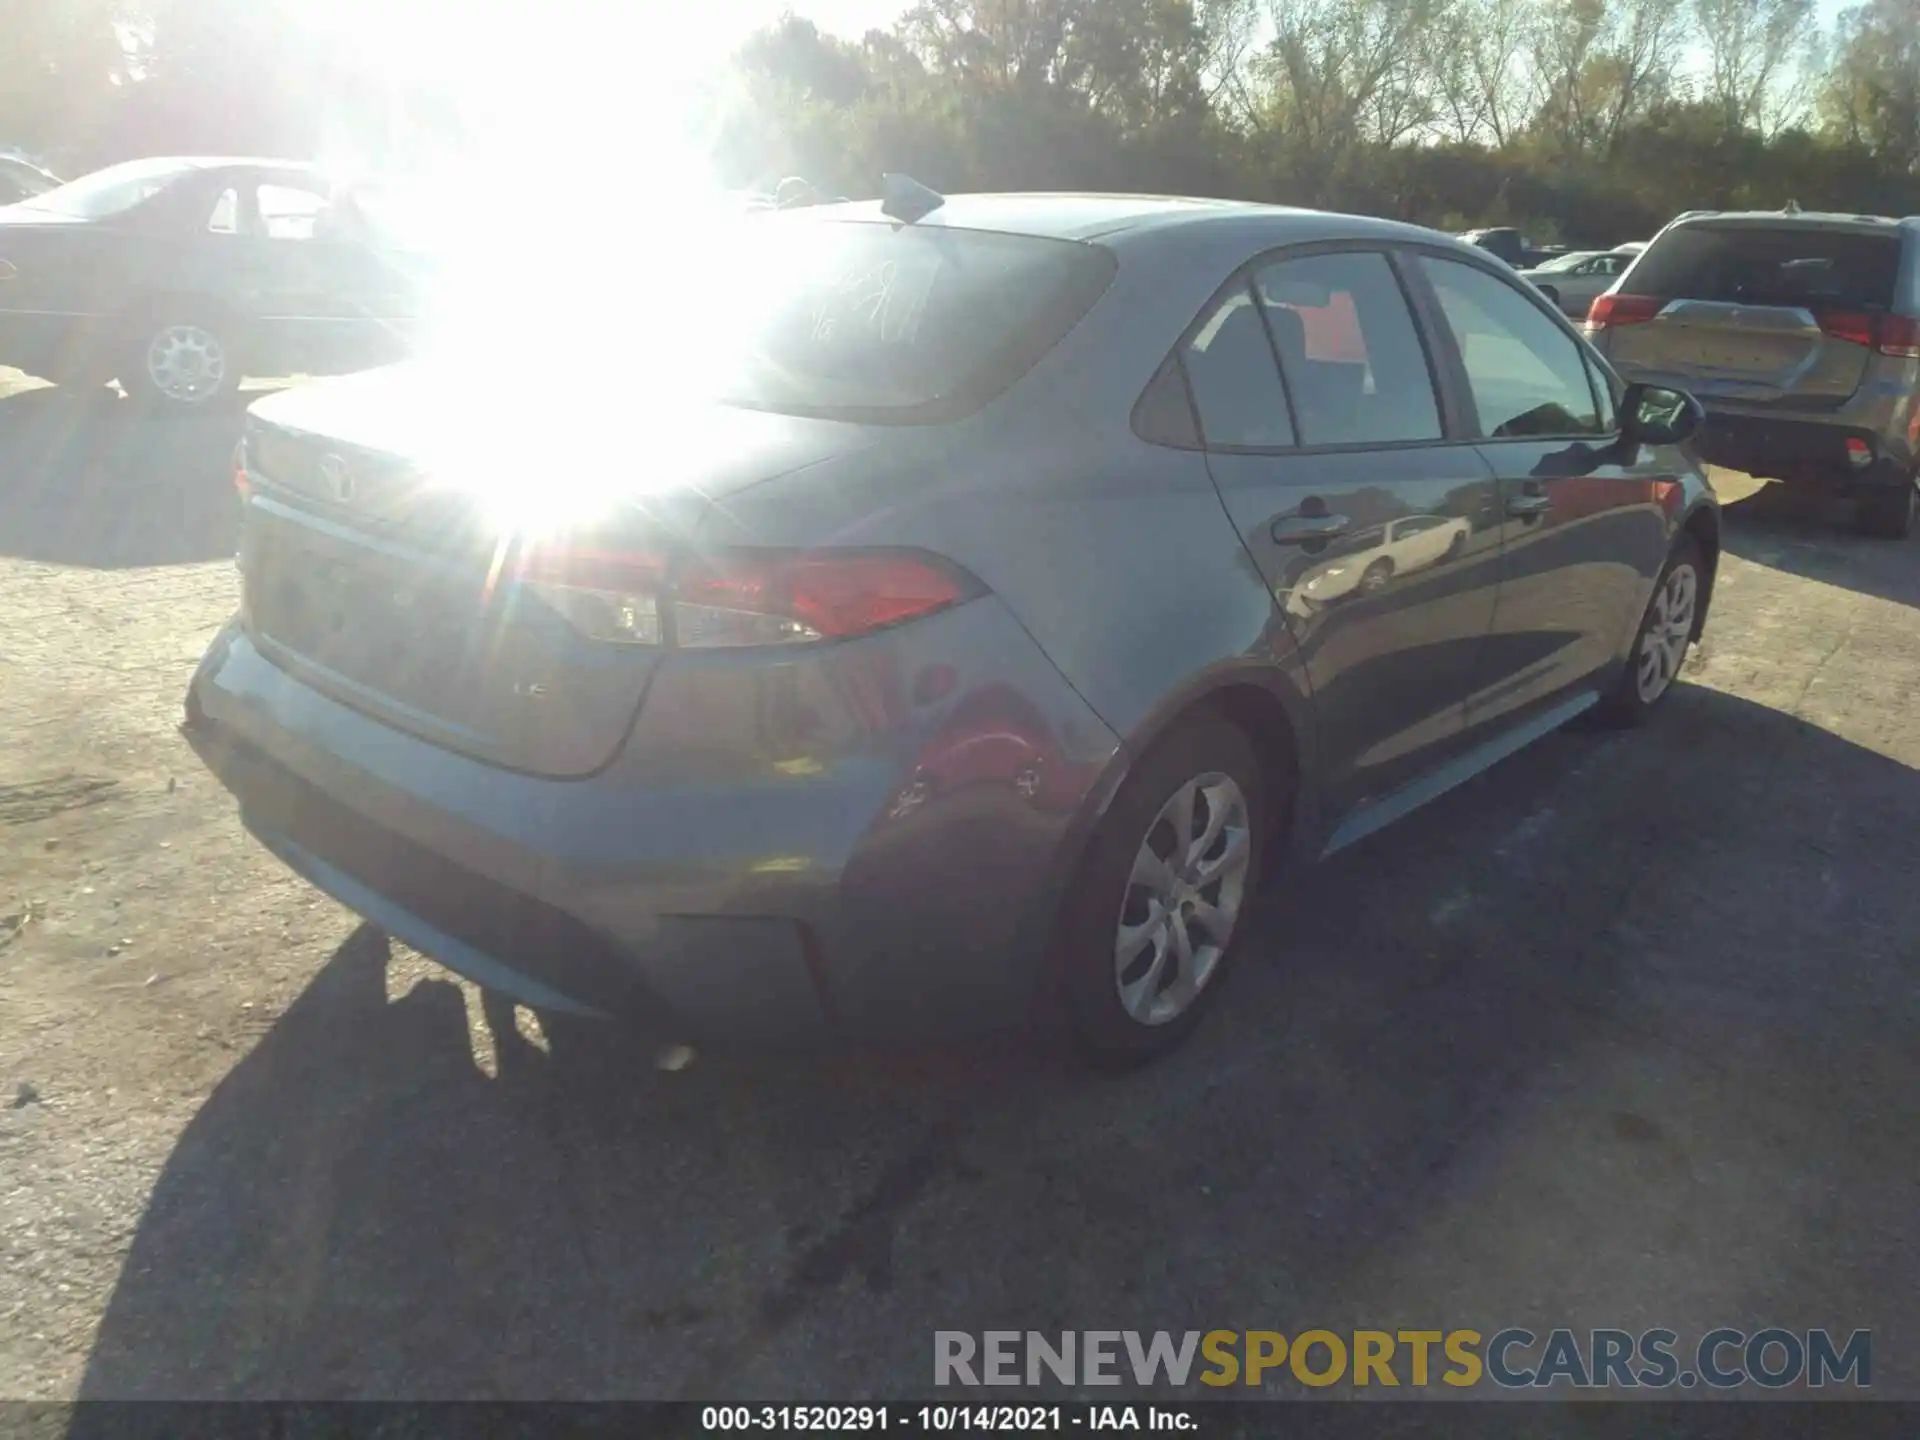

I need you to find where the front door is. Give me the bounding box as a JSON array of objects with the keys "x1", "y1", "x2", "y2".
[
  {"x1": 1188, "y1": 246, "x2": 1505, "y2": 824},
  {"x1": 1412, "y1": 252, "x2": 1676, "y2": 736}
]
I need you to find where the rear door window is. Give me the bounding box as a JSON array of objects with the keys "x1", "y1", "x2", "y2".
[
  {"x1": 1628, "y1": 226, "x2": 1900, "y2": 311},
  {"x1": 1251, "y1": 250, "x2": 1442, "y2": 446}
]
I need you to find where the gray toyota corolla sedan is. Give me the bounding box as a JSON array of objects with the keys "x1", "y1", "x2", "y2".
[{"x1": 185, "y1": 186, "x2": 1719, "y2": 1062}]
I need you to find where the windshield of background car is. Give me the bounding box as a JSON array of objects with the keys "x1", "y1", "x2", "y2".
[
  {"x1": 708, "y1": 219, "x2": 1117, "y2": 422},
  {"x1": 21, "y1": 158, "x2": 199, "y2": 219},
  {"x1": 1534, "y1": 251, "x2": 1599, "y2": 274},
  {"x1": 1629, "y1": 225, "x2": 1901, "y2": 311}
]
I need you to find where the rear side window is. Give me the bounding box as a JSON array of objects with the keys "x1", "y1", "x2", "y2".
[
  {"x1": 1252, "y1": 251, "x2": 1442, "y2": 446},
  {"x1": 1629, "y1": 226, "x2": 1900, "y2": 311},
  {"x1": 1421, "y1": 256, "x2": 1605, "y2": 439},
  {"x1": 1180, "y1": 283, "x2": 1295, "y2": 448},
  {"x1": 206, "y1": 188, "x2": 239, "y2": 234},
  {"x1": 1132, "y1": 355, "x2": 1202, "y2": 448}
]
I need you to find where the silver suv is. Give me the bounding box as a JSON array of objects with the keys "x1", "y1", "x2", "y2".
[{"x1": 1586, "y1": 209, "x2": 1920, "y2": 537}]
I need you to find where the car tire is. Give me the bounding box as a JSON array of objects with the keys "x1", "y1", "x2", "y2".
[
  {"x1": 1059, "y1": 715, "x2": 1271, "y2": 1065},
  {"x1": 120, "y1": 308, "x2": 241, "y2": 410},
  {"x1": 1591, "y1": 536, "x2": 1705, "y2": 728},
  {"x1": 1537, "y1": 284, "x2": 1560, "y2": 307},
  {"x1": 1359, "y1": 558, "x2": 1394, "y2": 594},
  {"x1": 1853, "y1": 479, "x2": 1916, "y2": 540}
]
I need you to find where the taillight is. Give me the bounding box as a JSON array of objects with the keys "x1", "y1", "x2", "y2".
[
  {"x1": 1586, "y1": 293, "x2": 1662, "y2": 330},
  {"x1": 513, "y1": 547, "x2": 975, "y2": 649},
  {"x1": 1812, "y1": 312, "x2": 1920, "y2": 357},
  {"x1": 1876, "y1": 314, "x2": 1920, "y2": 359},
  {"x1": 232, "y1": 440, "x2": 251, "y2": 500},
  {"x1": 1816, "y1": 310, "x2": 1878, "y2": 348},
  {"x1": 514, "y1": 548, "x2": 668, "y2": 647},
  {"x1": 675, "y1": 551, "x2": 973, "y2": 648}
]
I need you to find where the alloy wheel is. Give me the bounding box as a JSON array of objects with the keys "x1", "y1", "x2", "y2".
[
  {"x1": 1635, "y1": 562, "x2": 1698, "y2": 703},
  {"x1": 1113, "y1": 772, "x2": 1252, "y2": 1026},
  {"x1": 145, "y1": 324, "x2": 226, "y2": 404}
]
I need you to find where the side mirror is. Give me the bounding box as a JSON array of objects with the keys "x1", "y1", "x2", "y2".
[{"x1": 1621, "y1": 382, "x2": 1702, "y2": 446}]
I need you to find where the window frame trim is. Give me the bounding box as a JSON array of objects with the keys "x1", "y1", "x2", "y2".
[{"x1": 1149, "y1": 238, "x2": 1473, "y2": 458}]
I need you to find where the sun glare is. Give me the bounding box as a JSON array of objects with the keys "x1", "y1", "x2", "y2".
[{"x1": 289, "y1": 0, "x2": 777, "y2": 539}]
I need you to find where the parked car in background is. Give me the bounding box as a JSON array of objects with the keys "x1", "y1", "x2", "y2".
[
  {"x1": 187, "y1": 189, "x2": 1718, "y2": 1065},
  {"x1": 0, "y1": 156, "x2": 430, "y2": 406},
  {"x1": 1521, "y1": 247, "x2": 1640, "y2": 319},
  {"x1": 0, "y1": 154, "x2": 60, "y2": 206},
  {"x1": 1458, "y1": 227, "x2": 1568, "y2": 269},
  {"x1": 1587, "y1": 207, "x2": 1920, "y2": 537}
]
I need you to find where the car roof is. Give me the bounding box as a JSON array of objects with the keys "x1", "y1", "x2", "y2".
[
  {"x1": 799, "y1": 191, "x2": 1461, "y2": 250},
  {"x1": 65, "y1": 156, "x2": 321, "y2": 184},
  {"x1": 806, "y1": 192, "x2": 1267, "y2": 240},
  {"x1": 1667, "y1": 209, "x2": 1913, "y2": 238}
]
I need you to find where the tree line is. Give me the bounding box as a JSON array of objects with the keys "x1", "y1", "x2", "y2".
[
  {"x1": 0, "y1": 0, "x2": 455, "y2": 179},
  {"x1": 710, "y1": 0, "x2": 1920, "y2": 245}
]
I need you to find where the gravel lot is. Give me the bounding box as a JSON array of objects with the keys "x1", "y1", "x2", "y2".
[{"x1": 2, "y1": 370, "x2": 1918, "y2": 1401}]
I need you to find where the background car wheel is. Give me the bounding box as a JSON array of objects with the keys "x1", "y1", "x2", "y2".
[
  {"x1": 122, "y1": 312, "x2": 240, "y2": 409},
  {"x1": 1059, "y1": 715, "x2": 1271, "y2": 1064},
  {"x1": 1853, "y1": 480, "x2": 1916, "y2": 540},
  {"x1": 1537, "y1": 284, "x2": 1560, "y2": 307},
  {"x1": 1359, "y1": 557, "x2": 1394, "y2": 594},
  {"x1": 1592, "y1": 536, "x2": 1704, "y2": 728}
]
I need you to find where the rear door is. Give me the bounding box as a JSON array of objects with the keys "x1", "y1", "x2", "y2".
[
  {"x1": 1413, "y1": 252, "x2": 1675, "y2": 734},
  {"x1": 1191, "y1": 245, "x2": 1504, "y2": 821},
  {"x1": 1601, "y1": 222, "x2": 1902, "y2": 407},
  {"x1": 247, "y1": 178, "x2": 420, "y2": 377}
]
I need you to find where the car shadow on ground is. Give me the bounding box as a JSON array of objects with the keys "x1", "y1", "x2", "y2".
[
  {"x1": 1718, "y1": 481, "x2": 1920, "y2": 611},
  {"x1": 0, "y1": 383, "x2": 255, "y2": 569},
  {"x1": 73, "y1": 681, "x2": 1920, "y2": 1400}
]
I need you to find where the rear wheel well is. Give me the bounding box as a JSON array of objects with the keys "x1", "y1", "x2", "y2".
[
  {"x1": 1681, "y1": 505, "x2": 1720, "y2": 638},
  {"x1": 1191, "y1": 684, "x2": 1301, "y2": 859},
  {"x1": 1035, "y1": 681, "x2": 1304, "y2": 1028}
]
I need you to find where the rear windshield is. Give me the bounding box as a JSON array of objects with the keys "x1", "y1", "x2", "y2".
[
  {"x1": 706, "y1": 218, "x2": 1116, "y2": 423},
  {"x1": 1629, "y1": 225, "x2": 1901, "y2": 312}
]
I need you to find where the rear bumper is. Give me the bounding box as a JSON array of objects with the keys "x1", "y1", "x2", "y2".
[
  {"x1": 1693, "y1": 410, "x2": 1912, "y2": 491},
  {"x1": 185, "y1": 602, "x2": 1122, "y2": 1046}
]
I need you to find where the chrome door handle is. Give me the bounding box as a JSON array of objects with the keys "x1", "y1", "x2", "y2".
[
  {"x1": 1271, "y1": 512, "x2": 1352, "y2": 544},
  {"x1": 1507, "y1": 493, "x2": 1553, "y2": 519}
]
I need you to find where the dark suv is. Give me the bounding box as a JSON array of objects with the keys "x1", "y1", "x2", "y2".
[{"x1": 1586, "y1": 209, "x2": 1920, "y2": 537}]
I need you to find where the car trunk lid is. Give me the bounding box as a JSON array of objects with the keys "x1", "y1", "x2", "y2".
[
  {"x1": 1598, "y1": 222, "x2": 1904, "y2": 409},
  {"x1": 238, "y1": 368, "x2": 877, "y2": 778}
]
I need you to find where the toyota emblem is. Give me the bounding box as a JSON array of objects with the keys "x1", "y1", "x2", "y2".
[{"x1": 318, "y1": 453, "x2": 355, "y2": 504}]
